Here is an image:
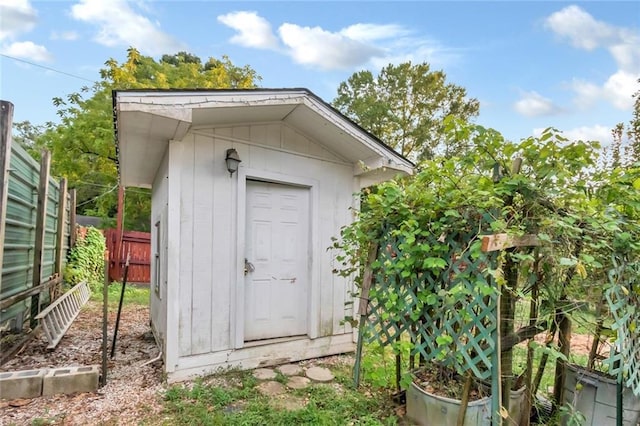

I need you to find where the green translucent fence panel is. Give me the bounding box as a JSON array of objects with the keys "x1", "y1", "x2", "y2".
[
  {"x1": 1, "y1": 143, "x2": 39, "y2": 329},
  {"x1": 1, "y1": 143, "x2": 70, "y2": 331}
]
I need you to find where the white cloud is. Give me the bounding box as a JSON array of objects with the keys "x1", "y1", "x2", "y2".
[
  {"x1": 532, "y1": 124, "x2": 612, "y2": 144},
  {"x1": 563, "y1": 125, "x2": 612, "y2": 143},
  {"x1": 0, "y1": 40, "x2": 53, "y2": 62},
  {"x1": 514, "y1": 91, "x2": 563, "y2": 117},
  {"x1": 369, "y1": 38, "x2": 461, "y2": 71},
  {"x1": 70, "y1": 0, "x2": 185, "y2": 55},
  {"x1": 339, "y1": 23, "x2": 409, "y2": 42},
  {"x1": 570, "y1": 79, "x2": 601, "y2": 109},
  {"x1": 217, "y1": 11, "x2": 279, "y2": 50},
  {"x1": 0, "y1": 0, "x2": 37, "y2": 41},
  {"x1": 602, "y1": 70, "x2": 638, "y2": 109},
  {"x1": 545, "y1": 5, "x2": 640, "y2": 111},
  {"x1": 572, "y1": 70, "x2": 638, "y2": 110},
  {"x1": 545, "y1": 5, "x2": 618, "y2": 51},
  {"x1": 218, "y1": 11, "x2": 456, "y2": 71},
  {"x1": 0, "y1": 0, "x2": 52, "y2": 63},
  {"x1": 278, "y1": 23, "x2": 384, "y2": 70},
  {"x1": 51, "y1": 30, "x2": 79, "y2": 41}
]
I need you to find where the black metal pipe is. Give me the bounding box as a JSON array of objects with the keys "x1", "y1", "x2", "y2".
[
  {"x1": 110, "y1": 257, "x2": 129, "y2": 359},
  {"x1": 617, "y1": 379, "x2": 623, "y2": 426}
]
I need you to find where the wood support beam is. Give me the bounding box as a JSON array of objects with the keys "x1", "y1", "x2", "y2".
[
  {"x1": 0, "y1": 275, "x2": 62, "y2": 310},
  {"x1": 30, "y1": 150, "x2": 50, "y2": 328},
  {"x1": 0, "y1": 101, "x2": 14, "y2": 290},
  {"x1": 481, "y1": 233, "x2": 540, "y2": 252},
  {"x1": 69, "y1": 189, "x2": 77, "y2": 247},
  {"x1": 55, "y1": 178, "x2": 68, "y2": 277}
]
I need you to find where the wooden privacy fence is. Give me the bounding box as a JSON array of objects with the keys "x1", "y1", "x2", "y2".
[
  {"x1": 0, "y1": 100, "x2": 76, "y2": 334},
  {"x1": 104, "y1": 228, "x2": 151, "y2": 283}
]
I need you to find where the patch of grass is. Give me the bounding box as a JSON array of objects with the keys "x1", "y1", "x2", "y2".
[
  {"x1": 330, "y1": 361, "x2": 358, "y2": 388},
  {"x1": 568, "y1": 304, "x2": 613, "y2": 336},
  {"x1": 274, "y1": 370, "x2": 288, "y2": 385},
  {"x1": 30, "y1": 414, "x2": 66, "y2": 425},
  {"x1": 90, "y1": 282, "x2": 150, "y2": 306},
  {"x1": 512, "y1": 343, "x2": 590, "y2": 396},
  {"x1": 160, "y1": 366, "x2": 399, "y2": 425}
]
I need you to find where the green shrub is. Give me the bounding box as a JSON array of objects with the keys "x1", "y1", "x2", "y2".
[{"x1": 64, "y1": 227, "x2": 106, "y2": 289}]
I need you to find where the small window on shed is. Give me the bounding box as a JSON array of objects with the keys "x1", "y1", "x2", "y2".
[{"x1": 154, "y1": 220, "x2": 161, "y2": 297}]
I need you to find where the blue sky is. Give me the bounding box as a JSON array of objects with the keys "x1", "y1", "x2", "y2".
[{"x1": 1, "y1": 0, "x2": 639, "y2": 145}]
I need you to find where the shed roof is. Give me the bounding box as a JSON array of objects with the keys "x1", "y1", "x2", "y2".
[{"x1": 113, "y1": 88, "x2": 414, "y2": 188}]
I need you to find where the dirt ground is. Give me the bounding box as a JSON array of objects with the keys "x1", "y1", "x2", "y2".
[
  {"x1": 0, "y1": 302, "x2": 165, "y2": 425},
  {"x1": 530, "y1": 331, "x2": 611, "y2": 358},
  {"x1": 0, "y1": 300, "x2": 607, "y2": 426}
]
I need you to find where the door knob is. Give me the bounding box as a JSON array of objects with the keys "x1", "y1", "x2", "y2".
[{"x1": 244, "y1": 258, "x2": 255, "y2": 275}]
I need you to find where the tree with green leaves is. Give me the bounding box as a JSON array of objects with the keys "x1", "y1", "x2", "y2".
[
  {"x1": 11, "y1": 120, "x2": 49, "y2": 154},
  {"x1": 627, "y1": 78, "x2": 640, "y2": 162},
  {"x1": 333, "y1": 62, "x2": 479, "y2": 161},
  {"x1": 333, "y1": 117, "x2": 639, "y2": 416},
  {"x1": 32, "y1": 47, "x2": 260, "y2": 231},
  {"x1": 606, "y1": 78, "x2": 640, "y2": 168}
]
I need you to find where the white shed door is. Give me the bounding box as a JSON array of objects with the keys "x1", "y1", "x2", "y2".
[{"x1": 244, "y1": 180, "x2": 309, "y2": 341}]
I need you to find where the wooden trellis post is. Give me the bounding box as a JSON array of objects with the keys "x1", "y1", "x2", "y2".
[
  {"x1": 482, "y1": 232, "x2": 540, "y2": 425},
  {"x1": 353, "y1": 243, "x2": 379, "y2": 388}
]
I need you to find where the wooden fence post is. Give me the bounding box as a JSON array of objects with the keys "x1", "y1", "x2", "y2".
[
  {"x1": 55, "y1": 178, "x2": 68, "y2": 274},
  {"x1": 30, "y1": 150, "x2": 51, "y2": 329},
  {"x1": 69, "y1": 189, "x2": 77, "y2": 247},
  {"x1": 0, "y1": 100, "x2": 14, "y2": 290},
  {"x1": 53, "y1": 178, "x2": 68, "y2": 299}
]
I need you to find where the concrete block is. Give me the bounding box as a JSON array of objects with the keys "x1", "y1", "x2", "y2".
[
  {"x1": 42, "y1": 365, "x2": 99, "y2": 396},
  {"x1": 0, "y1": 368, "x2": 45, "y2": 399}
]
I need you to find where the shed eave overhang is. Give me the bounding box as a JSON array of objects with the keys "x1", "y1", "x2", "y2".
[{"x1": 114, "y1": 89, "x2": 414, "y2": 188}]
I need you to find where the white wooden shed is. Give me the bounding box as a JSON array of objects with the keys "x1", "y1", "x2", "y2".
[{"x1": 113, "y1": 89, "x2": 413, "y2": 382}]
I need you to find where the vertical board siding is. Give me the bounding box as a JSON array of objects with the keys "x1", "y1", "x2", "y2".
[
  {"x1": 265, "y1": 124, "x2": 281, "y2": 148},
  {"x1": 190, "y1": 134, "x2": 214, "y2": 355},
  {"x1": 150, "y1": 146, "x2": 169, "y2": 348},
  {"x1": 210, "y1": 136, "x2": 232, "y2": 352},
  {"x1": 177, "y1": 122, "x2": 354, "y2": 358},
  {"x1": 178, "y1": 134, "x2": 195, "y2": 357}
]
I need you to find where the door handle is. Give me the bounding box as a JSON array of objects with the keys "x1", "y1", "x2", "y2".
[{"x1": 244, "y1": 258, "x2": 255, "y2": 275}]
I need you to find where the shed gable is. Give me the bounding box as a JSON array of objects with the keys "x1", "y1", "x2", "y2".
[
  {"x1": 193, "y1": 122, "x2": 346, "y2": 164},
  {"x1": 114, "y1": 89, "x2": 413, "y2": 188}
]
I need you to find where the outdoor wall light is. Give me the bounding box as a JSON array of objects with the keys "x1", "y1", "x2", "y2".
[{"x1": 225, "y1": 148, "x2": 241, "y2": 177}]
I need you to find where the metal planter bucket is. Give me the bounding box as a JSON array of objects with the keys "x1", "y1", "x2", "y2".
[
  {"x1": 563, "y1": 363, "x2": 640, "y2": 426},
  {"x1": 406, "y1": 380, "x2": 525, "y2": 426}
]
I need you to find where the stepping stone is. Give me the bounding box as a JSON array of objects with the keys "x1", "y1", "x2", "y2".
[
  {"x1": 305, "y1": 366, "x2": 334, "y2": 382},
  {"x1": 223, "y1": 402, "x2": 246, "y2": 414},
  {"x1": 253, "y1": 368, "x2": 277, "y2": 380},
  {"x1": 272, "y1": 395, "x2": 307, "y2": 411},
  {"x1": 256, "y1": 381, "x2": 286, "y2": 396},
  {"x1": 286, "y1": 376, "x2": 310, "y2": 390},
  {"x1": 277, "y1": 364, "x2": 303, "y2": 376}
]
